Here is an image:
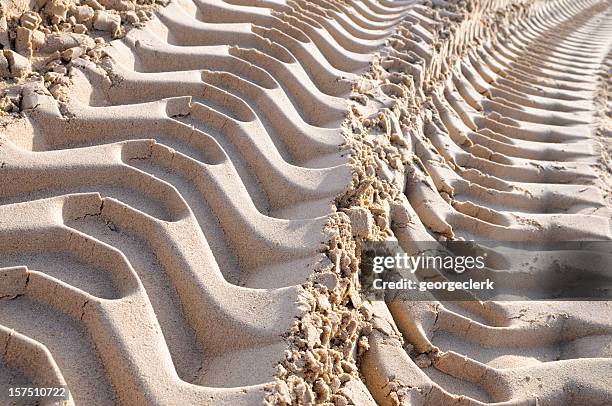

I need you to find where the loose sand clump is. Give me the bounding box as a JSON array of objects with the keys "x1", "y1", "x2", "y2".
[
  {"x1": 265, "y1": 213, "x2": 372, "y2": 405},
  {"x1": 265, "y1": 13, "x2": 419, "y2": 406},
  {"x1": 0, "y1": 0, "x2": 162, "y2": 112}
]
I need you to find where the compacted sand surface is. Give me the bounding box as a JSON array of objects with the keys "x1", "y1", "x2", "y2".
[{"x1": 0, "y1": 0, "x2": 611, "y2": 405}]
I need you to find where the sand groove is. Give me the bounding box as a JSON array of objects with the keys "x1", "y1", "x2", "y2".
[
  {"x1": 1, "y1": 0, "x2": 611, "y2": 404},
  {"x1": 359, "y1": 0, "x2": 612, "y2": 405},
  {"x1": 0, "y1": 0, "x2": 416, "y2": 404}
]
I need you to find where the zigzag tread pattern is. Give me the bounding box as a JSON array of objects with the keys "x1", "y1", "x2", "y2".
[
  {"x1": 361, "y1": 0, "x2": 612, "y2": 405},
  {"x1": 0, "y1": 0, "x2": 412, "y2": 404},
  {"x1": 0, "y1": 0, "x2": 610, "y2": 405}
]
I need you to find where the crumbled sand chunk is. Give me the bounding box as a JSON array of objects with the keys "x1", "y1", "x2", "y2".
[{"x1": 0, "y1": 0, "x2": 161, "y2": 119}]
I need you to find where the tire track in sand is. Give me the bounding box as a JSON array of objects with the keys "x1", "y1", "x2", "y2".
[
  {"x1": 1, "y1": 0, "x2": 611, "y2": 405},
  {"x1": 0, "y1": 0, "x2": 413, "y2": 404},
  {"x1": 358, "y1": 1, "x2": 612, "y2": 405}
]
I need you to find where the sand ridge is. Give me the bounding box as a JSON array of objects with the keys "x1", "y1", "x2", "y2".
[
  {"x1": 0, "y1": 0, "x2": 411, "y2": 404},
  {"x1": 0, "y1": 0, "x2": 610, "y2": 405},
  {"x1": 335, "y1": 0, "x2": 612, "y2": 405},
  {"x1": 269, "y1": 0, "x2": 611, "y2": 404}
]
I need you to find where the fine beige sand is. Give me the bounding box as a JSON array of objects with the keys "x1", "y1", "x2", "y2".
[{"x1": 0, "y1": 0, "x2": 610, "y2": 405}]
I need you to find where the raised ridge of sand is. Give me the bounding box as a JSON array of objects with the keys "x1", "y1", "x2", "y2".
[
  {"x1": 0, "y1": 0, "x2": 610, "y2": 405},
  {"x1": 349, "y1": 0, "x2": 612, "y2": 405}
]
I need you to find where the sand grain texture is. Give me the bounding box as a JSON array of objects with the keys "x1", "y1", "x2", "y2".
[{"x1": 0, "y1": 0, "x2": 610, "y2": 405}]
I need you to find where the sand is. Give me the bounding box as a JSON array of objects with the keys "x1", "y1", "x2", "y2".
[{"x1": 0, "y1": 0, "x2": 610, "y2": 405}]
